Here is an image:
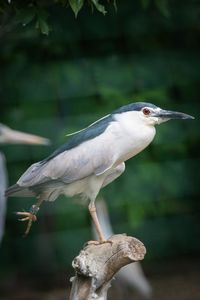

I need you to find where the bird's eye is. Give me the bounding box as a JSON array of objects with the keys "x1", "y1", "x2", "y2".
[{"x1": 142, "y1": 108, "x2": 151, "y2": 116}]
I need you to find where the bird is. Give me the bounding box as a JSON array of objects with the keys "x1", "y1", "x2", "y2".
[
  {"x1": 5, "y1": 102, "x2": 194, "y2": 242},
  {"x1": 0, "y1": 153, "x2": 7, "y2": 243},
  {"x1": 0, "y1": 123, "x2": 50, "y2": 145},
  {"x1": 0, "y1": 123, "x2": 50, "y2": 243}
]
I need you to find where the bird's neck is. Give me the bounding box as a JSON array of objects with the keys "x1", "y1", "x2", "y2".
[{"x1": 113, "y1": 112, "x2": 156, "y2": 162}]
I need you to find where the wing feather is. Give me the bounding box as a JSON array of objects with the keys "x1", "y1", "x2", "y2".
[{"x1": 17, "y1": 128, "x2": 116, "y2": 188}]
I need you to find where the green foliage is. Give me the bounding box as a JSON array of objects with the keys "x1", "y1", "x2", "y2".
[
  {"x1": 14, "y1": 5, "x2": 50, "y2": 34},
  {"x1": 141, "y1": 0, "x2": 170, "y2": 17},
  {"x1": 15, "y1": 7, "x2": 36, "y2": 26},
  {"x1": 0, "y1": 0, "x2": 115, "y2": 34},
  {"x1": 69, "y1": 0, "x2": 84, "y2": 18},
  {"x1": 90, "y1": 0, "x2": 107, "y2": 15},
  {"x1": 35, "y1": 9, "x2": 50, "y2": 35},
  {"x1": 0, "y1": 0, "x2": 172, "y2": 35}
]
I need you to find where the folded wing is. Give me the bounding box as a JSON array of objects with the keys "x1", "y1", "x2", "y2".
[{"x1": 17, "y1": 130, "x2": 116, "y2": 188}]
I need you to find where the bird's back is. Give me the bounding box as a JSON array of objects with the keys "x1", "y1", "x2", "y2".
[{"x1": 5, "y1": 114, "x2": 116, "y2": 198}]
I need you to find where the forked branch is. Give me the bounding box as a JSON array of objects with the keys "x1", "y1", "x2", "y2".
[{"x1": 70, "y1": 234, "x2": 146, "y2": 300}]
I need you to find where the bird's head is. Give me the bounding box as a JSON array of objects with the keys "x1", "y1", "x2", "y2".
[
  {"x1": 0, "y1": 123, "x2": 50, "y2": 145},
  {"x1": 113, "y1": 102, "x2": 194, "y2": 127}
]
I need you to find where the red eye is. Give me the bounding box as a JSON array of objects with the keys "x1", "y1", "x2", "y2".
[{"x1": 142, "y1": 108, "x2": 151, "y2": 116}]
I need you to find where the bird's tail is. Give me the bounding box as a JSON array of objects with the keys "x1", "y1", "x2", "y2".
[{"x1": 5, "y1": 184, "x2": 34, "y2": 197}]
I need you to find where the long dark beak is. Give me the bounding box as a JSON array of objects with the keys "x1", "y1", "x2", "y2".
[
  {"x1": 153, "y1": 109, "x2": 194, "y2": 120},
  {"x1": 1, "y1": 126, "x2": 50, "y2": 145}
]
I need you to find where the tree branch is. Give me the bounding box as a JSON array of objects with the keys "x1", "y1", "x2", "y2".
[{"x1": 70, "y1": 234, "x2": 146, "y2": 300}]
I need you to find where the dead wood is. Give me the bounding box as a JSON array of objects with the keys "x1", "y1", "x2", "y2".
[{"x1": 70, "y1": 234, "x2": 146, "y2": 300}]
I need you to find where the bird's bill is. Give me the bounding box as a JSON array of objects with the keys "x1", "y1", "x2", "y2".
[
  {"x1": 152, "y1": 109, "x2": 194, "y2": 120},
  {"x1": 3, "y1": 128, "x2": 50, "y2": 145}
]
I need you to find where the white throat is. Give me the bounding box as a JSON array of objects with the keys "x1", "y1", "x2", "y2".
[{"x1": 113, "y1": 111, "x2": 156, "y2": 161}]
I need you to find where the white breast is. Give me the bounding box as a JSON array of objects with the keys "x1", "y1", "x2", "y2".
[{"x1": 111, "y1": 111, "x2": 156, "y2": 163}]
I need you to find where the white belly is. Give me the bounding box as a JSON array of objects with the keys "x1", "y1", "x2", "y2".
[
  {"x1": 62, "y1": 172, "x2": 107, "y2": 200},
  {"x1": 62, "y1": 163, "x2": 125, "y2": 201}
]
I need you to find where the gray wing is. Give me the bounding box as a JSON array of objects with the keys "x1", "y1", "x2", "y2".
[{"x1": 17, "y1": 131, "x2": 116, "y2": 188}]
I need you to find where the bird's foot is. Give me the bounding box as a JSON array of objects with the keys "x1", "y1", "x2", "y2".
[
  {"x1": 86, "y1": 239, "x2": 113, "y2": 246},
  {"x1": 16, "y1": 211, "x2": 37, "y2": 236}
]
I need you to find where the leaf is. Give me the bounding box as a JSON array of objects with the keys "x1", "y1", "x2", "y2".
[
  {"x1": 35, "y1": 18, "x2": 50, "y2": 35},
  {"x1": 39, "y1": 19, "x2": 50, "y2": 35},
  {"x1": 113, "y1": 0, "x2": 117, "y2": 12},
  {"x1": 16, "y1": 7, "x2": 36, "y2": 26},
  {"x1": 69, "y1": 0, "x2": 84, "y2": 17},
  {"x1": 91, "y1": 0, "x2": 107, "y2": 15},
  {"x1": 35, "y1": 20, "x2": 39, "y2": 30},
  {"x1": 35, "y1": 8, "x2": 50, "y2": 35}
]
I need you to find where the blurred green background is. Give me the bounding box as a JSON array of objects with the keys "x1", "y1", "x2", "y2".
[{"x1": 0, "y1": 0, "x2": 199, "y2": 299}]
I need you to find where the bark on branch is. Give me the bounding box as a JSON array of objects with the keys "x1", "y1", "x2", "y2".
[{"x1": 70, "y1": 234, "x2": 146, "y2": 300}]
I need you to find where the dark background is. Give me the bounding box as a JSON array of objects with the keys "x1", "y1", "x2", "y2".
[{"x1": 0, "y1": 1, "x2": 199, "y2": 299}]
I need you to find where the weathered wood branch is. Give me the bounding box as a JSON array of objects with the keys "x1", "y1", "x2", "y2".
[{"x1": 70, "y1": 234, "x2": 146, "y2": 300}]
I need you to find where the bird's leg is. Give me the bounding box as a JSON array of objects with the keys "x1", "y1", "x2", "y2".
[
  {"x1": 88, "y1": 202, "x2": 111, "y2": 245},
  {"x1": 16, "y1": 196, "x2": 44, "y2": 236}
]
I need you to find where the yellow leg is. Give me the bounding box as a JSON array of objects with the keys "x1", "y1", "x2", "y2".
[
  {"x1": 89, "y1": 203, "x2": 105, "y2": 242},
  {"x1": 16, "y1": 196, "x2": 44, "y2": 236}
]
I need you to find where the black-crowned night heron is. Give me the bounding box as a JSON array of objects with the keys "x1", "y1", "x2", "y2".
[
  {"x1": 0, "y1": 123, "x2": 50, "y2": 145},
  {"x1": 5, "y1": 102, "x2": 194, "y2": 242},
  {"x1": 0, "y1": 123, "x2": 50, "y2": 243}
]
